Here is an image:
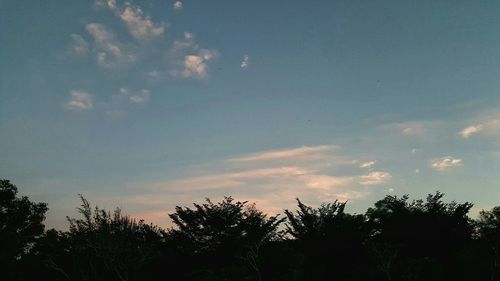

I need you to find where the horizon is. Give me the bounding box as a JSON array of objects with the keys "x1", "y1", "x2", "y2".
[{"x1": 2, "y1": 0, "x2": 500, "y2": 230}]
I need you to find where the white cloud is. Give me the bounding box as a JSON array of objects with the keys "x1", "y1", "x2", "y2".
[
  {"x1": 359, "y1": 160, "x2": 376, "y2": 169},
  {"x1": 173, "y1": 1, "x2": 183, "y2": 11},
  {"x1": 69, "y1": 34, "x2": 89, "y2": 56},
  {"x1": 169, "y1": 32, "x2": 218, "y2": 79},
  {"x1": 181, "y1": 53, "x2": 216, "y2": 79},
  {"x1": 414, "y1": 169, "x2": 420, "y2": 174},
  {"x1": 65, "y1": 91, "x2": 94, "y2": 111},
  {"x1": 431, "y1": 156, "x2": 462, "y2": 171},
  {"x1": 120, "y1": 4, "x2": 165, "y2": 41},
  {"x1": 359, "y1": 171, "x2": 392, "y2": 185},
  {"x1": 240, "y1": 54, "x2": 249, "y2": 69},
  {"x1": 85, "y1": 23, "x2": 136, "y2": 67},
  {"x1": 229, "y1": 145, "x2": 336, "y2": 162},
  {"x1": 459, "y1": 125, "x2": 483, "y2": 138}
]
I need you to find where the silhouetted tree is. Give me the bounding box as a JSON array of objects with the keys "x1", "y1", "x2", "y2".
[
  {"x1": 285, "y1": 199, "x2": 369, "y2": 281},
  {"x1": 366, "y1": 192, "x2": 474, "y2": 281},
  {"x1": 0, "y1": 179, "x2": 48, "y2": 279},
  {"x1": 477, "y1": 206, "x2": 500, "y2": 281},
  {"x1": 61, "y1": 195, "x2": 165, "y2": 281},
  {"x1": 169, "y1": 196, "x2": 284, "y2": 281}
]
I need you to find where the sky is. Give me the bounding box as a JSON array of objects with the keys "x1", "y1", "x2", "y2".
[{"x1": 1, "y1": 0, "x2": 500, "y2": 229}]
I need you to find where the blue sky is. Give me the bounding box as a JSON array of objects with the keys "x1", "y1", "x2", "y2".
[{"x1": 1, "y1": 0, "x2": 500, "y2": 229}]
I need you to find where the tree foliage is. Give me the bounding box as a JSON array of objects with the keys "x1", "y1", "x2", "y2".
[{"x1": 0, "y1": 180, "x2": 48, "y2": 277}]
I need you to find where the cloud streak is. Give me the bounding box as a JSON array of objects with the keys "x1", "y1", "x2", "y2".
[{"x1": 228, "y1": 145, "x2": 336, "y2": 162}]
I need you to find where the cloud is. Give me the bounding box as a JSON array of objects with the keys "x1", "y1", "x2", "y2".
[
  {"x1": 431, "y1": 156, "x2": 462, "y2": 171},
  {"x1": 380, "y1": 121, "x2": 435, "y2": 137},
  {"x1": 69, "y1": 34, "x2": 89, "y2": 56},
  {"x1": 95, "y1": 0, "x2": 117, "y2": 10},
  {"x1": 229, "y1": 145, "x2": 336, "y2": 162},
  {"x1": 181, "y1": 53, "x2": 216, "y2": 79},
  {"x1": 240, "y1": 54, "x2": 249, "y2": 69},
  {"x1": 64, "y1": 91, "x2": 94, "y2": 111},
  {"x1": 359, "y1": 160, "x2": 376, "y2": 169},
  {"x1": 112, "y1": 145, "x2": 378, "y2": 227},
  {"x1": 85, "y1": 23, "x2": 136, "y2": 67},
  {"x1": 119, "y1": 4, "x2": 165, "y2": 41},
  {"x1": 173, "y1": 1, "x2": 183, "y2": 11},
  {"x1": 459, "y1": 110, "x2": 500, "y2": 139},
  {"x1": 359, "y1": 171, "x2": 392, "y2": 185},
  {"x1": 459, "y1": 125, "x2": 483, "y2": 138},
  {"x1": 129, "y1": 90, "x2": 151, "y2": 104},
  {"x1": 169, "y1": 32, "x2": 218, "y2": 79},
  {"x1": 119, "y1": 87, "x2": 151, "y2": 104}
]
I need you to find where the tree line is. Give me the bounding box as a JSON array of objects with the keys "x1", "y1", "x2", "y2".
[{"x1": 1, "y1": 179, "x2": 500, "y2": 281}]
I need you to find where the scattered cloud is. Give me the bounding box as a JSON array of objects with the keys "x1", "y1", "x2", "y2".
[
  {"x1": 459, "y1": 125, "x2": 483, "y2": 138},
  {"x1": 431, "y1": 156, "x2": 462, "y2": 171},
  {"x1": 414, "y1": 169, "x2": 420, "y2": 174},
  {"x1": 181, "y1": 53, "x2": 217, "y2": 79},
  {"x1": 359, "y1": 171, "x2": 392, "y2": 185},
  {"x1": 85, "y1": 23, "x2": 136, "y2": 67},
  {"x1": 64, "y1": 91, "x2": 94, "y2": 111},
  {"x1": 119, "y1": 87, "x2": 151, "y2": 104},
  {"x1": 459, "y1": 110, "x2": 500, "y2": 139},
  {"x1": 95, "y1": 0, "x2": 117, "y2": 10},
  {"x1": 359, "y1": 160, "x2": 376, "y2": 169},
  {"x1": 119, "y1": 4, "x2": 165, "y2": 41},
  {"x1": 69, "y1": 34, "x2": 89, "y2": 56},
  {"x1": 169, "y1": 32, "x2": 218, "y2": 79},
  {"x1": 240, "y1": 54, "x2": 249, "y2": 69},
  {"x1": 401, "y1": 123, "x2": 427, "y2": 136},
  {"x1": 173, "y1": 1, "x2": 183, "y2": 11},
  {"x1": 229, "y1": 145, "x2": 336, "y2": 162}
]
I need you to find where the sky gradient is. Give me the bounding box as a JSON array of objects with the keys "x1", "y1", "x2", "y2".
[{"x1": 2, "y1": 0, "x2": 500, "y2": 229}]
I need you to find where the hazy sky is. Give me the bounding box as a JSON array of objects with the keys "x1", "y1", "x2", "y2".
[{"x1": 2, "y1": 0, "x2": 500, "y2": 229}]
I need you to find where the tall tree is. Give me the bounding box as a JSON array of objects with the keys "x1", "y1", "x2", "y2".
[
  {"x1": 285, "y1": 199, "x2": 369, "y2": 281},
  {"x1": 168, "y1": 196, "x2": 283, "y2": 281},
  {"x1": 477, "y1": 206, "x2": 500, "y2": 281},
  {"x1": 0, "y1": 179, "x2": 48, "y2": 278}
]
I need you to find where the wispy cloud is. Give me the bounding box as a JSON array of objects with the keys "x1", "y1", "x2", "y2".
[
  {"x1": 431, "y1": 156, "x2": 462, "y2": 171},
  {"x1": 240, "y1": 54, "x2": 249, "y2": 69},
  {"x1": 120, "y1": 87, "x2": 151, "y2": 104},
  {"x1": 359, "y1": 171, "x2": 392, "y2": 185},
  {"x1": 64, "y1": 91, "x2": 94, "y2": 111},
  {"x1": 69, "y1": 34, "x2": 89, "y2": 56},
  {"x1": 173, "y1": 1, "x2": 183, "y2": 11},
  {"x1": 85, "y1": 23, "x2": 136, "y2": 67},
  {"x1": 359, "y1": 160, "x2": 376, "y2": 169},
  {"x1": 459, "y1": 110, "x2": 500, "y2": 139},
  {"x1": 459, "y1": 125, "x2": 483, "y2": 138},
  {"x1": 119, "y1": 4, "x2": 165, "y2": 41},
  {"x1": 169, "y1": 32, "x2": 218, "y2": 79},
  {"x1": 229, "y1": 145, "x2": 336, "y2": 162},
  {"x1": 380, "y1": 121, "x2": 436, "y2": 137},
  {"x1": 114, "y1": 145, "x2": 383, "y2": 226}
]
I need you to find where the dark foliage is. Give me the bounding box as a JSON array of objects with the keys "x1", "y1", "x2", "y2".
[{"x1": 2, "y1": 179, "x2": 500, "y2": 281}]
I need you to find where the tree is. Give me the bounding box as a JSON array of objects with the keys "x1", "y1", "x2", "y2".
[
  {"x1": 62, "y1": 195, "x2": 166, "y2": 281},
  {"x1": 168, "y1": 196, "x2": 284, "y2": 281},
  {"x1": 366, "y1": 192, "x2": 474, "y2": 281},
  {"x1": 285, "y1": 199, "x2": 369, "y2": 281},
  {"x1": 0, "y1": 179, "x2": 48, "y2": 277},
  {"x1": 477, "y1": 206, "x2": 500, "y2": 281}
]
